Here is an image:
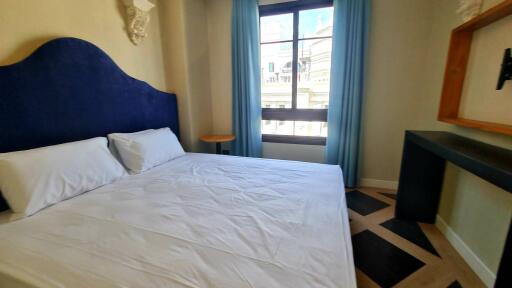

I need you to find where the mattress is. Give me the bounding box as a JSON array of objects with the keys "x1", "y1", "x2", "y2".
[{"x1": 0, "y1": 153, "x2": 355, "y2": 288}]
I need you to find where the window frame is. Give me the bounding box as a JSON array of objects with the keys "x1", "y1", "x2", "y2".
[{"x1": 259, "y1": 0, "x2": 333, "y2": 146}]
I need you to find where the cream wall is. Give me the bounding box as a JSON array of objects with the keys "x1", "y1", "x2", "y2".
[
  {"x1": 460, "y1": 14, "x2": 512, "y2": 124},
  {"x1": 263, "y1": 143, "x2": 325, "y2": 163},
  {"x1": 181, "y1": 0, "x2": 214, "y2": 152},
  {"x1": 157, "y1": 0, "x2": 192, "y2": 148},
  {"x1": 159, "y1": 0, "x2": 213, "y2": 152},
  {"x1": 414, "y1": 0, "x2": 512, "y2": 285},
  {"x1": 259, "y1": 0, "x2": 296, "y2": 5},
  {"x1": 206, "y1": 0, "x2": 233, "y2": 135},
  {"x1": 360, "y1": 0, "x2": 434, "y2": 182},
  {"x1": 0, "y1": 0, "x2": 166, "y2": 91}
]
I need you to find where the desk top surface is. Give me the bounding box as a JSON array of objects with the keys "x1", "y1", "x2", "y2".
[{"x1": 406, "y1": 131, "x2": 512, "y2": 192}]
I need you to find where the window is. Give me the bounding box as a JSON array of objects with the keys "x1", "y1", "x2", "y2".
[{"x1": 260, "y1": 0, "x2": 333, "y2": 145}]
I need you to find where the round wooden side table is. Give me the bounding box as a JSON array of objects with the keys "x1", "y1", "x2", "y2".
[{"x1": 199, "y1": 134, "x2": 235, "y2": 154}]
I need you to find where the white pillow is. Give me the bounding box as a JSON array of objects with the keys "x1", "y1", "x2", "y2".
[
  {"x1": 108, "y1": 128, "x2": 185, "y2": 174},
  {"x1": 0, "y1": 137, "x2": 126, "y2": 219},
  {"x1": 108, "y1": 128, "x2": 154, "y2": 163}
]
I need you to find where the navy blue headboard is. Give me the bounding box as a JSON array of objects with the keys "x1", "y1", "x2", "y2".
[{"x1": 0, "y1": 37, "x2": 179, "y2": 210}]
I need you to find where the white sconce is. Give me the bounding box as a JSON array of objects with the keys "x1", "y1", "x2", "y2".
[
  {"x1": 123, "y1": 0, "x2": 155, "y2": 45},
  {"x1": 456, "y1": 0, "x2": 483, "y2": 22}
]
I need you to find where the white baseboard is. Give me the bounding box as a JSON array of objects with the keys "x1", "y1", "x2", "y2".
[
  {"x1": 435, "y1": 215, "x2": 495, "y2": 287},
  {"x1": 359, "y1": 178, "x2": 398, "y2": 190}
]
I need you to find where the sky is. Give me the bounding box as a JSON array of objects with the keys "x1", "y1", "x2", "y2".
[
  {"x1": 260, "y1": 7, "x2": 333, "y2": 42},
  {"x1": 299, "y1": 7, "x2": 333, "y2": 38}
]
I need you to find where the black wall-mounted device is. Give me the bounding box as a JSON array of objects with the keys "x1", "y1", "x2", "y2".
[{"x1": 497, "y1": 48, "x2": 512, "y2": 90}]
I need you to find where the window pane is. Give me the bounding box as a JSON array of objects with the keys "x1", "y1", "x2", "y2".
[
  {"x1": 297, "y1": 38, "x2": 332, "y2": 109},
  {"x1": 261, "y1": 42, "x2": 293, "y2": 108},
  {"x1": 299, "y1": 7, "x2": 334, "y2": 39},
  {"x1": 262, "y1": 120, "x2": 327, "y2": 137},
  {"x1": 260, "y1": 13, "x2": 293, "y2": 43}
]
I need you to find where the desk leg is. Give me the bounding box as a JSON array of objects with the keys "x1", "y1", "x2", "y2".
[
  {"x1": 395, "y1": 138, "x2": 446, "y2": 223},
  {"x1": 495, "y1": 220, "x2": 511, "y2": 287}
]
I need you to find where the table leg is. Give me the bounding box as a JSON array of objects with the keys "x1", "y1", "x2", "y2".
[
  {"x1": 495, "y1": 220, "x2": 511, "y2": 287},
  {"x1": 216, "y1": 143, "x2": 221, "y2": 154},
  {"x1": 395, "y1": 138, "x2": 446, "y2": 223}
]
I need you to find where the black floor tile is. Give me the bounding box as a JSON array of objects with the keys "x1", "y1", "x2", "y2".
[
  {"x1": 346, "y1": 190, "x2": 389, "y2": 215},
  {"x1": 352, "y1": 230, "x2": 425, "y2": 287},
  {"x1": 447, "y1": 280, "x2": 463, "y2": 288},
  {"x1": 379, "y1": 192, "x2": 397, "y2": 200},
  {"x1": 380, "y1": 218, "x2": 439, "y2": 257}
]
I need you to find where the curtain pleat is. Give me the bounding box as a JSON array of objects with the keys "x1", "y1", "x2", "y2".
[
  {"x1": 231, "y1": 0, "x2": 262, "y2": 157},
  {"x1": 326, "y1": 0, "x2": 371, "y2": 187}
]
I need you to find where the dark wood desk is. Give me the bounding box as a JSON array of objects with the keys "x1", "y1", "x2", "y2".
[{"x1": 395, "y1": 131, "x2": 511, "y2": 287}]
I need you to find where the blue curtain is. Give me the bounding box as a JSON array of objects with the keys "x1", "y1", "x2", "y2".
[
  {"x1": 325, "y1": 0, "x2": 371, "y2": 187},
  {"x1": 231, "y1": 0, "x2": 262, "y2": 157}
]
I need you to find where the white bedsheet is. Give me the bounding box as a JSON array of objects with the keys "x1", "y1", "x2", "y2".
[{"x1": 0, "y1": 153, "x2": 355, "y2": 288}]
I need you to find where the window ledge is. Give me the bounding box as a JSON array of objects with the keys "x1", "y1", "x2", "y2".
[{"x1": 262, "y1": 134, "x2": 326, "y2": 145}]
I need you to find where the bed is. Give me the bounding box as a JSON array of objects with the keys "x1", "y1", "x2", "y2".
[{"x1": 0, "y1": 38, "x2": 355, "y2": 288}]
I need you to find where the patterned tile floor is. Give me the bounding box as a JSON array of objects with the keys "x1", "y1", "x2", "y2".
[{"x1": 348, "y1": 187, "x2": 485, "y2": 288}]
